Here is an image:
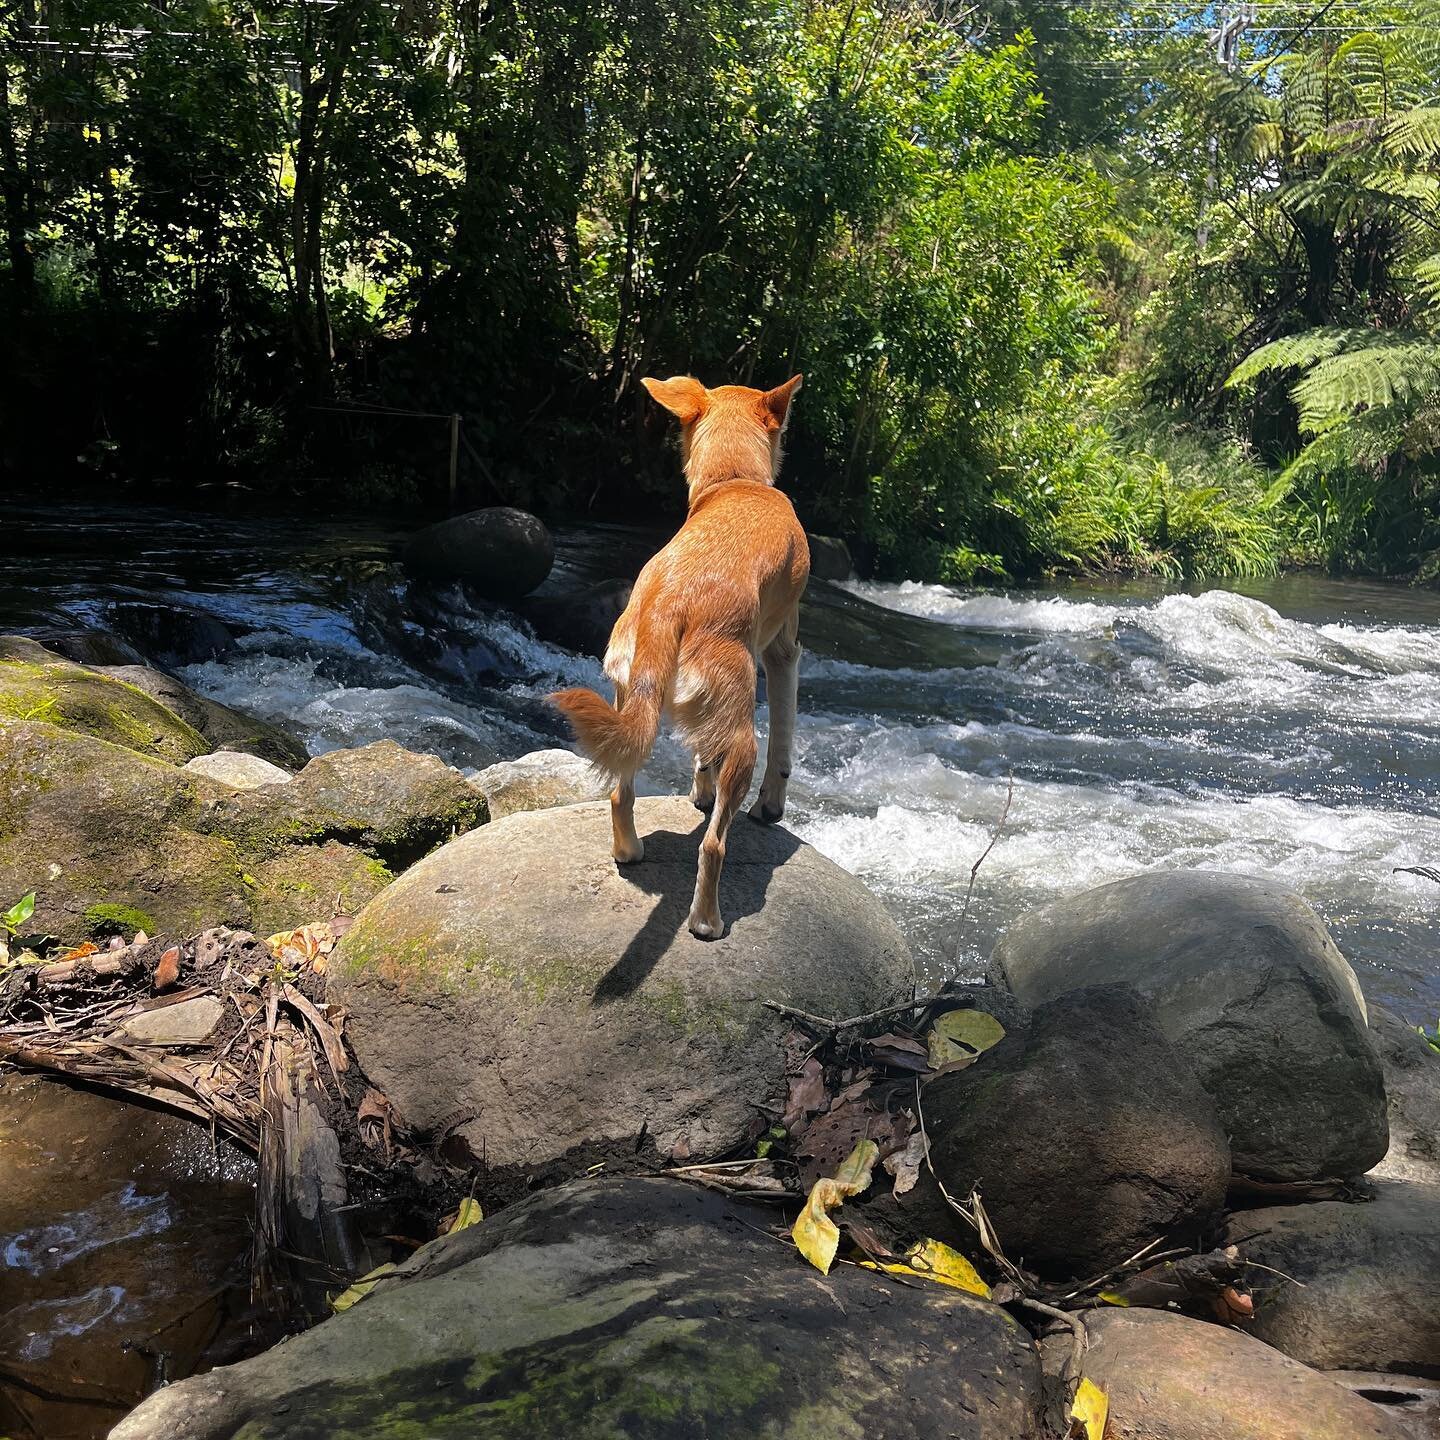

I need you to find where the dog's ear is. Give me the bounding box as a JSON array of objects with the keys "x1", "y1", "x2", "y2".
[
  {"x1": 641, "y1": 376, "x2": 708, "y2": 425},
  {"x1": 762, "y1": 374, "x2": 803, "y2": 430}
]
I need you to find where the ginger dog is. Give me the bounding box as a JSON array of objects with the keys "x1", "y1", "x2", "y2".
[{"x1": 550, "y1": 374, "x2": 809, "y2": 939}]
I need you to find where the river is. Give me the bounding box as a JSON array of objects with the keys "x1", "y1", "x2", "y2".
[{"x1": 5, "y1": 501, "x2": 1440, "y2": 1434}]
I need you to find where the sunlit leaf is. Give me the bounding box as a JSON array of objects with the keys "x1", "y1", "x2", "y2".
[
  {"x1": 330, "y1": 1261, "x2": 399, "y2": 1313},
  {"x1": 1070, "y1": 1377, "x2": 1109, "y2": 1440},
  {"x1": 791, "y1": 1138, "x2": 879, "y2": 1275},
  {"x1": 926, "y1": 1009, "x2": 1006, "y2": 1069},
  {"x1": 2, "y1": 892, "x2": 35, "y2": 933},
  {"x1": 447, "y1": 1197, "x2": 483, "y2": 1233},
  {"x1": 861, "y1": 1237, "x2": 992, "y2": 1298}
]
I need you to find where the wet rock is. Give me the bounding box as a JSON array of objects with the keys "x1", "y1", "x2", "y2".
[
  {"x1": 1051, "y1": 1307, "x2": 1408, "y2": 1440},
  {"x1": 1222, "y1": 1180, "x2": 1440, "y2": 1374},
  {"x1": 911, "y1": 987, "x2": 1229, "y2": 1278},
  {"x1": 470, "y1": 748, "x2": 608, "y2": 820},
  {"x1": 101, "y1": 600, "x2": 239, "y2": 666},
  {"x1": 113, "y1": 1176, "x2": 1046, "y2": 1440},
  {"x1": 0, "y1": 638, "x2": 210, "y2": 765},
  {"x1": 402, "y1": 506, "x2": 554, "y2": 600},
  {"x1": 1368, "y1": 1004, "x2": 1440, "y2": 1185},
  {"x1": 521, "y1": 577, "x2": 633, "y2": 657},
  {"x1": 183, "y1": 752, "x2": 294, "y2": 790},
  {"x1": 120, "y1": 996, "x2": 226, "y2": 1045},
  {"x1": 102, "y1": 664, "x2": 308, "y2": 769},
  {"x1": 992, "y1": 870, "x2": 1387, "y2": 1182},
  {"x1": 0, "y1": 722, "x2": 483, "y2": 942},
  {"x1": 806, "y1": 532, "x2": 854, "y2": 581},
  {"x1": 330, "y1": 796, "x2": 913, "y2": 1174},
  {"x1": 20, "y1": 625, "x2": 148, "y2": 667}
]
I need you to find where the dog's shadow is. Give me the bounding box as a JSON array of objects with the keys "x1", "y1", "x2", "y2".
[{"x1": 591, "y1": 810, "x2": 802, "y2": 1005}]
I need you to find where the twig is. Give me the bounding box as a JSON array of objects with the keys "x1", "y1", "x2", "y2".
[
  {"x1": 944, "y1": 772, "x2": 1014, "y2": 985},
  {"x1": 1240, "y1": 1259, "x2": 1307, "y2": 1287},
  {"x1": 1016, "y1": 1297, "x2": 1088, "y2": 1393}
]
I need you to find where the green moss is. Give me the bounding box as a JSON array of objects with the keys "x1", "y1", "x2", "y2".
[{"x1": 84, "y1": 901, "x2": 160, "y2": 938}]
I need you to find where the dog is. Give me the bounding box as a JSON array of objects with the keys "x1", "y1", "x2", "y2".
[{"x1": 550, "y1": 373, "x2": 809, "y2": 939}]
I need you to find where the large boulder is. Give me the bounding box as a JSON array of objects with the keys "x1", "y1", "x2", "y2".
[
  {"x1": 0, "y1": 723, "x2": 485, "y2": 941},
  {"x1": 469, "y1": 748, "x2": 609, "y2": 820},
  {"x1": 330, "y1": 796, "x2": 913, "y2": 1175},
  {"x1": 402, "y1": 506, "x2": 554, "y2": 600},
  {"x1": 992, "y1": 871, "x2": 1387, "y2": 1182},
  {"x1": 521, "y1": 577, "x2": 633, "y2": 657},
  {"x1": 113, "y1": 1176, "x2": 1046, "y2": 1440},
  {"x1": 806, "y1": 532, "x2": 854, "y2": 581},
  {"x1": 1368, "y1": 1005, "x2": 1440, "y2": 1185},
  {"x1": 911, "y1": 987, "x2": 1230, "y2": 1278},
  {"x1": 0, "y1": 637, "x2": 209, "y2": 765},
  {"x1": 1222, "y1": 1180, "x2": 1440, "y2": 1374},
  {"x1": 1055, "y1": 1308, "x2": 1408, "y2": 1440}
]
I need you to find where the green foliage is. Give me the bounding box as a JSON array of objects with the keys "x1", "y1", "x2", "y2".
[{"x1": 2, "y1": 892, "x2": 35, "y2": 937}]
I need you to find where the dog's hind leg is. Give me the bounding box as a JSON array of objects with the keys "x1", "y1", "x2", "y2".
[
  {"x1": 751, "y1": 609, "x2": 800, "y2": 824},
  {"x1": 608, "y1": 681, "x2": 644, "y2": 864},
  {"x1": 687, "y1": 726, "x2": 756, "y2": 940},
  {"x1": 690, "y1": 753, "x2": 716, "y2": 813}
]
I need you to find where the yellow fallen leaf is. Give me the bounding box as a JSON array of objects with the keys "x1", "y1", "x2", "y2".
[
  {"x1": 448, "y1": 1197, "x2": 483, "y2": 1233},
  {"x1": 1071, "y1": 1377, "x2": 1109, "y2": 1440},
  {"x1": 860, "y1": 1236, "x2": 992, "y2": 1297},
  {"x1": 1097, "y1": 1290, "x2": 1130, "y2": 1306},
  {"x1": 926, "y1": 1008, "x2": 1007, "y2": 1069},
  {"x1": 330, "y1": 1261, "x2": 398, "y2": 1313},
  {"x1": 791, "y1": 1138, "x2": 879, "y2": 1275}
]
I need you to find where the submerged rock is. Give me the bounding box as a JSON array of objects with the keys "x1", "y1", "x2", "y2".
[
  {"x1": 402, "y1": 506, "x2": 554, "y2": 600},
  {"x1": 911, "y1": 986, "x2": 1230, "y2": 1278},
  {"x1": 992, "y1": 870, "x2": 1387, "y2": 1182},
  {"x1": 1222, "y1": 1180, "x2": 1440, "y2": 1374},
  {"x1": 1055, "y1": 1307, "x2": 1407, "y2": 1440},
  {"x1": 112, "y1": 1176, "x2": 1046, "y2": 1440},
  {"x1": 0, "y1": 723, "x2": 485, "y2": 941},
  {"x1": 330, "y1": 796, "x2": 913, "y2": 1175},
  {"x1": 469, "y1": 748, "x2": 608, "y2": 820},
  {"x1": 1368, "y1": 1004, "x2": 1440, "y2": 1185}
]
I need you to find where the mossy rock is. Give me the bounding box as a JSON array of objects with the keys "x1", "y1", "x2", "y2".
[
  {"x1": 330, "y1": 796, "x2": 912, "y2": 1173},
  {"x1": 0, "y1": 721, "x2": 486, "y2": 943},
  {"x1": 0, "y1": 638, "x2": 209, "y2": 765},
  {"x1": 112, "y1": 1177, "x2": 1045, "y2": 1440}
]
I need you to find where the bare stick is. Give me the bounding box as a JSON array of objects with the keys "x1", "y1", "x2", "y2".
[{"x1": 944, "y1": 771, "x2": 1014, "y2": 986}]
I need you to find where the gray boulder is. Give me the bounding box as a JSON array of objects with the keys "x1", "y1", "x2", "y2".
[
  {"x1": 329, "y1": 796, "x2": 913, "y2": 1174},
  {"x1": 992, "y1": 871, "x2": 1387, "y2": 1182},
  {"x1": 1368, "y1": 1005, "x2": 1440, "y2": 1185},
  {"x1": 469, "y1": 748, "x2": 609, "y2": 820},
  {"x1": 182, "y1": 752, "x2": 294, "y2": 790},
  {"x1": 913, "y1": 986, "x2": 1230, "y2": 1278},
  {"x1": 402, "y1": 506, "x2": 554, "y2": 600},
  {"x1": 1053, "y1": 1308, "x2": 1408, "y2": 1440},
  {"x1": 1223, "y1": 1180, "x2": 1440, "y2": 1374},
  {"x1": 112, "y1": 1177, "x2": 1045, "y2": 1440}
]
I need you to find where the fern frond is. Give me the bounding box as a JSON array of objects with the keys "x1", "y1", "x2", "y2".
[
  {"x1": 1228, "y1": 330, "x2": 1373, "y2": 390},
  {"x1": 1291, "y1": 338, "x2": 1440, "y2": 432}
]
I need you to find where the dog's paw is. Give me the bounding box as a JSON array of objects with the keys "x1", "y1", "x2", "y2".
[
  {"x1": 613, "y1": 840, "x2": 645, "y2": 865},
  {"x1": 687, "y1": 909, "x2": 723, "y2": 940},
  {"x1": 748, "y1": 796, "x2": 784, "y2": 824},
  {"x1": 690, "y1": 789, "x2": 715, "y2": 813}
]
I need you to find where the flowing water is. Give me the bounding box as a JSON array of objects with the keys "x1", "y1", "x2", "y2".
[{"x1": 5, "y1": 500, "x2": 1440, "y2": 1433}]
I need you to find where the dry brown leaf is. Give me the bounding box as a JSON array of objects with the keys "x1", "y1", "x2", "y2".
[
  {"x1": 153, "y1": 946, "x2": 181, "y2": 991},
  {"x1": 782, "y1": 1056, "x2": 827, "y2": 1131}
]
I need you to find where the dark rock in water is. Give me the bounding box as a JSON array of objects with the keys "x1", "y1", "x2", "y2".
[
  {"x1": 112, "y1": 1176, "x2": 1047, "y2": 1440},
  {"x1": 521, "y1": 576, "x2": 633, "y2": 657},
  {"x1": 329, "y1": 796, "x2": 913, "y2": 1175},
  {"x1": 103, "y1": 600, "x2": 239, "y2": 666},
  {"x1": 910, "y1": 986, "x2": 1230, "y2": 1278},
  {"x1": 20, "y1": 624, "x2": 148, "y2": 667},
  {"x1": 403, "y1": 506, "x2": 554, "y2": 600},
  {"x1": 1048, "y1": 1308, "x2": 1409, "y2": 1440},
  {"x1": 99, "y1": 663, "x2": 309, "y2": 769},
  {"x1": 992, "y1": 870, "x2": 1388, "y2": 1182},
  {"x1": 1368, "y1": 1004, "x2": 1440, "y2": 1185},
  {"x1": 1222, "y1": 1180, "x2": 1440, "y2": 1375},
  {"x1": 806, "y1": 532, "x2": 854, "y2": 581}
]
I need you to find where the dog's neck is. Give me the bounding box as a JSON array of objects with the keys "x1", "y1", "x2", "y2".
[{"x1": 683, "y1": 409, "x2": 780, "y2": 507}]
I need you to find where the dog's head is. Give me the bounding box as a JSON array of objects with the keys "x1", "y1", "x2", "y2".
[{"x1": 642, "y1": 374, "x2": 802, "y2": 494}]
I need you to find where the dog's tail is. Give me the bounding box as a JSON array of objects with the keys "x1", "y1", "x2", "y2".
[{"x1": 550, "y1": 619, "x2": 680, "y2": 779}]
